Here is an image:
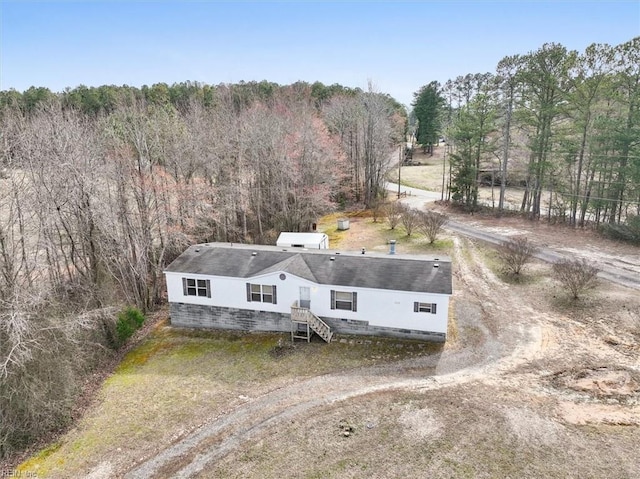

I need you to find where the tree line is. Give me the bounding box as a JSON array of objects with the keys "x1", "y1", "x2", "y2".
[
  {"x1": 0, "y1": 80, "x2": 374, "y2": 116},
  {"x1": 0, "y1": 80, "x2": 405, "y2": 457},
  {"x1": 412, "y1": 37, "x2": 640, "y2": 240}
]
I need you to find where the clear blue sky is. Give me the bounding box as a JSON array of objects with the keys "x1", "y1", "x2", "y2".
[{"x1": 1, "y1": 0, "x2": 639, "y2": 106}]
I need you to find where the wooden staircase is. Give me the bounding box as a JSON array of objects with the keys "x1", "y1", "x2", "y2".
[{"x1": 290, "y1": 302, "x2": 333, "y2": 343}]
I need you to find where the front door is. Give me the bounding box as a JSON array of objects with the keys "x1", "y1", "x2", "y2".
[{"x1": 299, "y1": 287, "x2": 311, "y2": 309}]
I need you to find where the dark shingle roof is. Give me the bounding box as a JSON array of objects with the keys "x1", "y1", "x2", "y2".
[{"x1": 165, "y1": 243, "x2": 452, "y2": 295}]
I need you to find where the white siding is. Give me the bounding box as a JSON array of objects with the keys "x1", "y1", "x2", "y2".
[
  {"x1": 276, "y1": 233, "x2": 329, "y2": 249},
  {"x1": 165, "y1": 270, "x2": 448, "y2": 335}
]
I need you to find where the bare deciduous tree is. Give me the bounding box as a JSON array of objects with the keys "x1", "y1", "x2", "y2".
[
  {"x1": 0, "y1": 290, "x2": 117, "y2": 459},
  {"x1": 385, "y1": 201, "x2": 403, "y2": 229},
  {"x1": 0, "y1": 83, "x2": 354, "y2": 458},
  {"x1": 419, "y1": 210, "x2": 448, "y2": 243},
  {"x1": 499, "y1": 236, "x2": 537, "y2": 275},
  {"x1": 553, "y1": 258, "x2": 598, "y2": 299},
  {"x1": 323, "y1": 85, "x2": 399, "y2": 208},
  {"x1": 400, "y1": 206, "x2": 419, "y2": 236},
  {"x1": 370, "y1": 196, "x2": 385, "y2": 223}
]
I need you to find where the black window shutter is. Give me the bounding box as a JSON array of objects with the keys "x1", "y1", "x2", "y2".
[
  {"x1": 352, "y1": 292, "x2": 357, "y2": 312},
  {"x1": 246, "y1": 283, "x2": 251, "y2": 302},
  {"x1": 272, "y1": 285, "x2": 277, "y2": 304},
  {"x1": 414, "y1": 302, "x2": 419, "y2": 312},
  {"x1": 330, "y1": 290, "x2": 336, "y2": 310},
  {"x1": 206, "y1": 280, "x2": 211, "y2": 298},
  {"x1": 432, "y1": 303, "x2": 437, "y2": 314},
  {"x1": 182, "y1": 278, "x2": 188, "y2": 296}
]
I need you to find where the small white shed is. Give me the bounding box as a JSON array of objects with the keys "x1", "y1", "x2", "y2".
[{"x1": 276, "y1": 232, "x2": 329, "y2": 250}]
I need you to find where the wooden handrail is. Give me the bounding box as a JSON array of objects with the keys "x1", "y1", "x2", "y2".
[{"x1": 290, "y1": 301, "x2": 332, "y2": 343}]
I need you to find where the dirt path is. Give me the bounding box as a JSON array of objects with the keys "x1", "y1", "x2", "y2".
[{"x1": 122, "y1": 237, "x2": 546, "y2": 479}]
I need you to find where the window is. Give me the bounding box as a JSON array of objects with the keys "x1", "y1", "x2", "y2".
[
  {"x1": 250, "y1": 284, "x2": 262, "y2": 302},
  {"x1": 246, "y1": 283, "x2": 277, "y2": 304},
  {"x1": 414, "y1": 302, "x2": 437, "y2": 314},
  {"x1": 182, "y1": 278, "x2": 211, "y2": 298},
  {"x1": 331, "y1": 290, "x2": 357, "y2": 312}
]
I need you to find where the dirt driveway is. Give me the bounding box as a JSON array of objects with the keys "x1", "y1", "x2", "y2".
[{"x1": 116, "y1": 219, "x2": 639, "y2": 479}]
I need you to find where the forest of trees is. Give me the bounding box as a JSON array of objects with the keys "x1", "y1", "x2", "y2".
[
  {"x1": 0, "y1": 80, "x2": 405, "y2": 457},
  {"x1": 413, "y1": 37, "x2": 640, "y2": 239}
]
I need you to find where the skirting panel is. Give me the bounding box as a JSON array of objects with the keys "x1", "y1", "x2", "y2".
[{"x1": 169, "y1": 303, "x2": 446, "y2": 342}]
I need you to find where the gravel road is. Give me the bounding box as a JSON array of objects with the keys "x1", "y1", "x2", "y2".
[{"x1": 387, "y1": 182, "x2": 640, "y2": 291}]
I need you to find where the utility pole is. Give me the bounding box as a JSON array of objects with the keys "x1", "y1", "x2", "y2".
[
  {"x1": 397, "y1": 144, "x2": 402, "y2": 198},
  {"x1": 441, "y1": 140, "x2": 446, "y2": 202}
]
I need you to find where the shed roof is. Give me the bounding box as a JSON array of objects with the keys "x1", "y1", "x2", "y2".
[
  {"x1": 165, "y1": 243, "x2": 452, "y2": 295},
  {"x1": 276, "y1": 232, "x2": 328, "y2": 244}
]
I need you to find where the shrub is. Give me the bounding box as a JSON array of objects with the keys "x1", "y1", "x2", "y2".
[
  {"x1": 115, "y1": 306, "x2": 146, "y2": 346},
  {"x1": 400, "y1": 207, "x2": 419, "y2": 236},
  {"x1": 499, "y1": 236, "x2": 537, "y2": 276},
  {"x1": 599, "y1": 215, "x2": 640, "y2": 245},
  {"x1": 386, "y1": 201, "x2": 404, "y2": 230},
  {"x1": 371, "y1": 197, "x2": 385, "y2": 223},
  {"x1": 552, "y1": 258, "x2": 598, "y2": 299},
  {"x1": 419, "y1": 210, "x2": 448, "y2": 243}
]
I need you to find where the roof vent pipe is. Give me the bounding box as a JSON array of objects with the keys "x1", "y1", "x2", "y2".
[
  {"x1": 434, "y1": 263, "x2": 440, "y2": 269},
  {"x1": 361, "y1": 248, "x2": 366, "y2": 255},
  {"x1": 330, "y1": 257, "x2": 335, "y2": 261},
  {"x1": 389, "y1": 240, "x2": 396, "y2": 255}
]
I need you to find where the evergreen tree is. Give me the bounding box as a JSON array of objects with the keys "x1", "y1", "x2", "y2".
[
  {"x1": 412, "y1": 81, "x2": 444, "y2": 155},
  {"x1": 449, "y1": 89, "x2": 499, "y2": 209}
]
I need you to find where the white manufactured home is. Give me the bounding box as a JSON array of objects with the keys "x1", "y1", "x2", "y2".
[
  {"x1": 276, "y1": 232, "x2": 329, "y2": 249},
  {"x1": 164, "y1": 243, "x2": 452, "y2": 342}
]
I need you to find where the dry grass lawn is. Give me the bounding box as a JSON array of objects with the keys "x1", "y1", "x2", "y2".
[
  {"x1": 394, "y1": 145, "x2": 532, "y2": 211},
  {"x1": 17, "y1": 325, "x2": 439, "y2": 478}
]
